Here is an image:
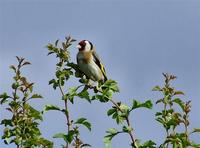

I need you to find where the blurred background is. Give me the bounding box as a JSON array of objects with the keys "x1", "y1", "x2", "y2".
[{"x1": 0, "y1": 0, "x2": 200, "y2": 147}]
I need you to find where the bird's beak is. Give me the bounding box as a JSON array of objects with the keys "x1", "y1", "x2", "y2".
[{"x1": 76, "y1": 45, "x2": 81, "y2": 49}]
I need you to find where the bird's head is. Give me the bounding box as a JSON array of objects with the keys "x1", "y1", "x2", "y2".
[{"x1": 76, "y1": 40, "x2": 93, "y2": 52}]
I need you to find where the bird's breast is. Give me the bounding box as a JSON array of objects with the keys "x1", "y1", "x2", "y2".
[
  {"x1": 77, "y1": 52, "x2": 103, "y2": 81},
  {"x1": 77, "y1": 51, "x2": 92, "y2": 64}
]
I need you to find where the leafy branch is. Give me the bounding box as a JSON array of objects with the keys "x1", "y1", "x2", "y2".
[
  {"x1": 44, "y1": 36, "x2": 92, "y2": 148},
  {"x1": 0, "y1": 57, "x2": 53, "y2": 148},
  {"x1": 153, "y1": 73, "x2": 200, "y2": 148}
]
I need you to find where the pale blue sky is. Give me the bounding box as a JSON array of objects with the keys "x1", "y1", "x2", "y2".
[{"x1": 0, "y1": 0, "x2": 200, "y2": 147}]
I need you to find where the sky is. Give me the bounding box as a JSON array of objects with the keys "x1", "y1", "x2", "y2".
[{"x1": 0, "y1": 0, "x2": 200, "y2": 147}]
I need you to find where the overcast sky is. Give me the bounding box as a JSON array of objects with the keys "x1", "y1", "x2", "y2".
[{"x1": 0, "y1": 0, "x2": 200, "y2": 147}]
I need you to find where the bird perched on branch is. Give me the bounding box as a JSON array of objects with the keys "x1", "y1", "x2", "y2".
[{"x1": 76, "y1": 40, "x2": 107, "y2": 83}]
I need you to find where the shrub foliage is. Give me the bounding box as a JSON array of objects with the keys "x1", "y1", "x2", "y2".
[{"x1": 0, "y1": 36, "x2": 199, "y2": 148}]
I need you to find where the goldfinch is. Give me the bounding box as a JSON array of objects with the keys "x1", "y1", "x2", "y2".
[{"x1": 76, "y1": 40, "x2": 107, "y2": 82}]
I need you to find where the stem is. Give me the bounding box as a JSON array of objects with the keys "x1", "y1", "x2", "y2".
[
  {"x1": 57, "y1": 59, "x2": 71, "y2": 148},
  {"x1": 58, "y1": 84, "x2": 71, "y2": 148},
  {"x1": 125, "y1": 117, "x2": 137, "y2": 148},
  {"x1": 163, "y1": 103, "x2": 169, "y2": 148},
  {"x1": 184, "y1": 113, "x2": 189, "y2": 142}
]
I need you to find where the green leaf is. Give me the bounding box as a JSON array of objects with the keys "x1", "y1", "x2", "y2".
[
  {"x1": 80, "y1": 143, "x2": 92, "y2": 147},
  {"x1": 0, "y1": 93, "x2": 10, "y2": 104},
  {"x1": 156, "y1": 117, "x2": 165, "y2": 125},
  {"x1": 9, "y1": 101, "x2": 20, "y2": 109},
  {"x1": 107, "y1": 108, "x2": 116, "y2": 116},
  {"x1": 49, "y1": 79, "x2": 56, "y2": 85},
  {"x1": 67, "y1": 62, "x2": 80, "y2": 72},
  {"x1": 36, "y1": 137, "x2": 54, "y2": 148},
  {"x1": 9, "y1": 65, "x2": 16, "y2": 72},
  {"x1": 139, "y1": 140, "x2": 156, "y2": 148},
  {"x1": 12, "y1": 82, "x2": 19, "y2": 89},
  {"x1": 78, "y1": 89, "x2": 90, "y2": 103},
  {"x1": 22, "y1": 61, "x2": 31, "y2": 66},
  {"x1": 101, "y1": 80, "x2": 119, "y2": 92},
  {"x1": 4, "y1": 137, "x2": 11, "y2": 144},
  {"x1": 49, "y1": 79, "x2": 58, "y2": 89},
  {"x1": 155, "y1": 112, "x2": 162, "y2": 116},
  {"x1": 75, "y1": 118, "x2": 91, "y2": 131},
  {"x1": 103, "y1": 128, "x2": 119, "y2": 148},
  {"x1": 30, "y1": 94, "x2": 43, "y2": 99},
  {"x1": 174, "y1": 91, "x2": 185, "y2": 95},
  {"x1": 1, "y1": 119, "x2": 13, "y2": 126},
  {"x1": 156, "y1": 99, "x2": 163, "y2": 104},
  {"x1": 53, "y1": 133, "x2": 68, "y2": 143},
  {"x1": 191, "y1": 128, "x2": 200, "y2": 133},
  {"x1": 66, "y1": 130, "x2": 76, "y2": 143},
  {"x1": 55, "y1": 39, "x2": 59, "y2": 46},
  {"x1": 64, "y1": 87, "x2": 78, "y2": 104},
  {"x1": 103, "y1": 89, "x2": 113, "y2": 99},
  {"x1": 28, "y1": 105, "x2": 43, "y2": 120},
  {"x1": 103, "y1": 137, "x2": 111, "y2": 148},
  {"x1": 190, "y1": 141, "x2": 200, "y2": 148},
  {"x1": 152, "y1": 85, "x2": 162, "y2": 91},
  {"x1": 42, "y1": 104, "x2": 61, "y2": 113},
  {"x1": 172, "y1": 98, "x2": 184, "y2": 111},
  {"x1": 106, "y1": 128, "x2": 118, "y2": 135},
  {"x1": 95, "y1": 94, "x2": 109, "y2": 102},
  {"x1": 131, "y1": 100, "x2": 153, "y2": 111}
]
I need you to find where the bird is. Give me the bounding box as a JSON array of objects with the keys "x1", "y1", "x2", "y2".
[{"x1": 76, "y1": 40, "x2": 107, "y2": 83}]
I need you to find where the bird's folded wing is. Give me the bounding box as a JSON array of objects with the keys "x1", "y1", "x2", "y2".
[{"x1": 92, "y1": 50, "x2": 107, "y2": 80}]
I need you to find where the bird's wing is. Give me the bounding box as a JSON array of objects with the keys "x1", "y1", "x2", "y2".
[{"x1": 92, "y1": 50, "x2": 107, "y2": 81}]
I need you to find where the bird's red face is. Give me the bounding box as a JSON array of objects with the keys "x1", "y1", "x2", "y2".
[
  {"x1": 77, "y1": 40, "x2": 93, "y2": 52},
  {"x1": 77, "y1": 40, "x2": 86, "y2": 51}
]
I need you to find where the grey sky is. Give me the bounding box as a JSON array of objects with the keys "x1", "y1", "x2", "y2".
[{"x1": 0, "y1": 0, "x2": 200, "y2": 147}]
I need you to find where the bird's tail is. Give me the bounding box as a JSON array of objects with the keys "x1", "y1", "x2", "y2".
[{"x1": 103, "y1": 74, "x2": 108, "y2": 82}]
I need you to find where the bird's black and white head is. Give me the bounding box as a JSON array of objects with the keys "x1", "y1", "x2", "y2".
[{"x1": 76, "y1": 40, "x2": 93, "y2": 52}]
